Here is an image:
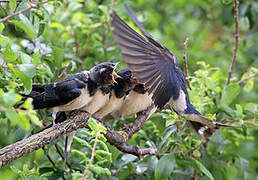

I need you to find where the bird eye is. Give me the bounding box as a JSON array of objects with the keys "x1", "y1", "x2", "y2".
[{"x1": 99, "y1": 68, "x2": 106, "y2": 73}]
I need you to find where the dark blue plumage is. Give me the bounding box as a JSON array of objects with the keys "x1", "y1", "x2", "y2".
[{"x1": 111, "y1": 5, "x2": 233, "y2": 138}]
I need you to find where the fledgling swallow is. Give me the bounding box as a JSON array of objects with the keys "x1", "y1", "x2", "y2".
[
  {"x1": 108, "y1": 83, "x2": 155, "y2": 121},
  {"x1": 21, "y1": 62, "x2": 119, "y2": 126},
  {"x1": 64, "y1": 68, "x2": 138, "y2": 163},
  {"x1": 111, "y1": 5, "x2": 234, "y2": 139}
]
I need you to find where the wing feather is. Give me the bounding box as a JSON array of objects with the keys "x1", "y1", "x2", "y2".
[{"x1": 111, "y1": 11, "x2": 180, "y2": 108}]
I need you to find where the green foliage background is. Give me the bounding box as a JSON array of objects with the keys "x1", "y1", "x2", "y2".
[{"x1": 0, "y1": 0, "x2": 257, "y2": 179}]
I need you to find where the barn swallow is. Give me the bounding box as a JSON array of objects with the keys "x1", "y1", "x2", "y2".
[
  {"x1": 22, "y1": 62, "x2": 119, "y2": 126},
  {"x1": 108, "y1": 83, "x2": 155, "y2": 121},
  {"x1": 64, "y1": 68, "x2": 138, "y2": 163},
  {"x1": 111, "y1": 6, "x2": 233, "y2": 138}
]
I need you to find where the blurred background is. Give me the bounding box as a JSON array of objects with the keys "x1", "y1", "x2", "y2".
[{"x1": 0, "y1": 0, "x2": 257, "y2": 179}]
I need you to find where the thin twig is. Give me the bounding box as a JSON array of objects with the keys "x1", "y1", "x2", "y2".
[
  {"x1": 226, "y1": 0, "x2": 239, "y2": 85},
  {"x1": 0, "y1": 0, "x2": 51, "y2": 23},
  {"x1": 244, "y1": 121, "x2": 258, "y2": 127},
  {"x1": 183, "y1": 37, "x2": 192, "y2": 90},
  {"x1": 237, "y1": 73, "x2": 258, "y2": 85},
  {"x1": 82, "y1": 132, "x2": 100, "y2": 180},
  {"x1": 0, "y1": 0, "x2": 23, "y2": 2},
  {"x1": 54, "y1": 144, "x2": 74, "y2": 172},
  {"x1": 42, "y1": 146, "x2": 57, "y2": 168},
  {"x1": 111, "y1": 0, "x2": 115, "y2": 13},
  {"x1": 104, "y1": 0, "x2": 115, "y2": 48}
]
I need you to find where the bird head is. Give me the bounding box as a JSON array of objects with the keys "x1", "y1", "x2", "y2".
[
  {"x1": 89, "y1": 62, "x2": 120, "y2": 86},
  {"x1": 115, "y1": 68, "x2": 139, "y2": 91}
]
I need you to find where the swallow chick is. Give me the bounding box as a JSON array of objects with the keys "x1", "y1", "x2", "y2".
[
  {"x1": 64, "y1": 67, "x2": 138, "y2": 163},
  {"x1": 21, "y1": 62, "x2": 119, "y2": 126},
  {"x1": 111, "y1": 5, "x2": 234, "y2": 139},
  {"x1": 109, "y1": 83, "x2": 155, "y2": 121},
  {"x1": 93, "y1": 68, "x2": 138, "y2": 119}
]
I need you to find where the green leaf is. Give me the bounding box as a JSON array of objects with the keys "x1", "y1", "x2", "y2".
[
  {"x1": 98, "y1": 140, "x2": 109, "y2": 152},
  {"x1": 73, "y1": 136, "x2": 92, "y2": 149},
  {"x1": 224, "y1": 165, "x2": 237, "y2": 180},
  {"x1": 50, "y1": 22, "x2": 66, "y2": 31},
  {"x1": 11, "y1": 14, "x2": 37, "y2": 40},
  {"x1": 18, "y1": 64, "x2": 36, "y2": 78},
  {"x1": 20, "y1": 52, "x2": 32, "y2": 64},
  {"x1": 9, "y1": 0, "x2": 17, "y2": 11},
  {"x1": 235, "y1": 104, "x2": 243, "y2": 118},
  {"x1": 71, "y1": 149, "x2": 87, "y2": 159},
  {"x1": 155, "y1": 153, "x2": 175, "y2": 180},
  {"x1": 95, "y1": 150, "x2": 112, "y2": 162},
  {"x1": 14, "y1": 69, "x2": 32, "y2": 94},
  {"x1": 37, "y1": 22, "x2": 46, "y2": 37},
  {"x1": 5, "y1": 110, "x2": 20, "y2": 126},
  {"x1": 2, "y1": 45, "x2": 17, "y2": 63},
  {"x1": 243, "y1": 78, "x2": 253, "y2": 92},
  {"x1": 88, "y1": 164, "x2": 111, "y2": 175},
  {"x1": 32, "y1": 51, "x2": 41, "y2": 64},
  {"x1": 194, "y1": 159, "x2": 214, "y2": 180},
  {"x1": 244, "y1": 103, "x2": 257, "y2": 114},
  {"x1": 51, "y1": 46, "x2": 64, "y2": 68},
  {"x1": 18, "y1": 112, "x2": 31, "y2": 130},
  {"x1": 28, "y1": 113, "x2": 42, "y2": 127},
  {"x1": 158, "y1": 125, "x2": 177, "y2": 151},
  {"x1": 220, "y1": 84, "x2": 240, "y2": 106},
  {"x1": 0, "y1": 34, "x2": 9, "y2": 45},
  {"x1": 88, "y1": 118, "x2": 99, "y2": 132},
  {"x1": 0, "y1": 23, "x2": 4, "y2": 33},
  {"x1": 3, "y1": 92, "x2": 17, "y2": 108}
]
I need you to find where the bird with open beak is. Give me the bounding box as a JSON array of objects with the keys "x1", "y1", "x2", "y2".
[
  {"x1": 21, "y1": 62, "x2": 120, "y2": 126},
  {"x1": 111, "y1": 5, "x2": 233, "y2": 139},
  {"x1": 104, "y1": 82, "x2": 155, "y2": 121},
  {"x1": 64, "y1": 67, "x2": 138, "y2": 163}
]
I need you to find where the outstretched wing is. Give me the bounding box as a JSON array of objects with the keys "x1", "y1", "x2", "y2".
[{"x1": 111, "y1": 11, "x2": 181, "y2": 108}]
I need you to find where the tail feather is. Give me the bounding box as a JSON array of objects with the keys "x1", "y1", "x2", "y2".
[{"x1": 64, "y1": 131, "x2": 76, "y2": 164}]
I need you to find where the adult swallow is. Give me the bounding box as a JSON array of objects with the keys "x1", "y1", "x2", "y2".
[
  {"x1": 111, "y1": 5, "x2": 233, "y2": 138},
  {"x1": 64, "y1": 67, "x2": 138, "y2": 163}
]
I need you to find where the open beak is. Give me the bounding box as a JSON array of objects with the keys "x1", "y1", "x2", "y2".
[{"x1": 112, "y1": 71, "x2": 121, "y2": 84}]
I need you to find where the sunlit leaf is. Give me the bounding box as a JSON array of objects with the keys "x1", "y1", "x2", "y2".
[
  {"x1": 220, "y1": 84, "x2": 240, "y2": 106},
  {"x1": 18, "y1": 64, "x2": 36, "y2": 78}
]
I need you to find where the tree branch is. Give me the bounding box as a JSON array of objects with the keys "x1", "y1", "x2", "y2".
[
  {"x1": 0, "y1": 0, "x2": 51, "y2": 23},
  {"x1": 0, "y1": 105, "x2": 156, "y2": 167},
  {"x1": 237, "y1": 73, "x2": 258, "y2": 85},
  {"x1": 0, "y1": 111, "x2": 90, "y2": 167},
  {"x1": 226, "y1": 0, "x2": 239, "y2": 85}
]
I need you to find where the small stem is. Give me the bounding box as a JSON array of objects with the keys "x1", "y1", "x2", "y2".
[
  {"x1": 183, "y1": 37, "x2": 192, "y2": 90},
  {"x1": 82, "y1": 132, "x2": 100, "y2": 180},
  {"x1": 237, "y1": 73, "x2": 258, "y2": 85},
  {"x1": 0, "y1": 0, "x2": 51, "y2": 23},
  {"x1": 226, "y1": 0, "x2": 239, "y2": 85}
]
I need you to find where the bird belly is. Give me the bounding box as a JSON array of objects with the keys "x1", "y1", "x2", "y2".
[
  {"x1": 94, "y1": 92, "x2": 125, "y2": 119},
  {"x1": 168, "y1": 89, "x2": 187, "y2": 114},
  {"x1": 56, "y1": 88, "x2": 92, "y2": 112},
  {"x1": 81, "y1": 89, "x2": 110, "y2": 114},
  {"x1": 113, "y1": 91, "x2": 153, "y2": 118}
]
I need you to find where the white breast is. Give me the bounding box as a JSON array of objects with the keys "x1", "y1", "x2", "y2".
[
  {"x1": 56, "y1": 88, "x2": 92, "y2": 112},
  {"x1": 168, "y1": 89, "x2": 187, "y2": 113},
  {"x1": 94, "y1": 90, "x2": 125, "y2": 119},
  {"x1": 81, "y1": 89, "x2": 110, "y2": 114},
  {"x1": 112, "y1": 90, "x2": 153, "y2": 119}
]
